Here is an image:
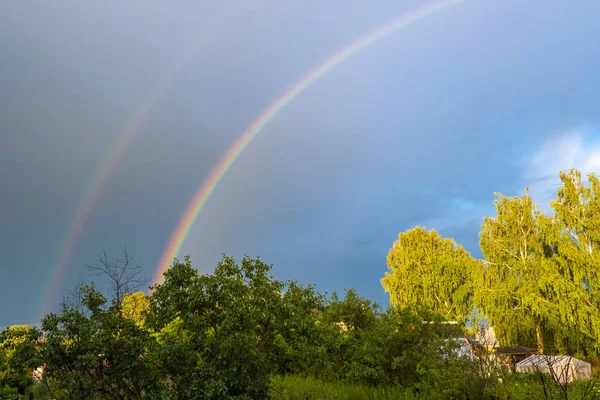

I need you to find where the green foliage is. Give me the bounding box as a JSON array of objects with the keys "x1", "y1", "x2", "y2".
[
  {"x1": 544, "y1": 169, "x2": 600, "y2": 357},
  {"x1": 382, "y1": 227, "x2": 479, "y2": 324},
  {"x1": 269, "y1": 375, "x2": 414, "y2": 400},
  {"x1": 39, "y1": 284, "x2": 160, "y2": 399},
  {"x1": 477, "y1": 190, "x2": 550, "y2": 351},
  {"x1": 0, "y1": 325, "x2": 40, "y2": 395},
  {"x1": 476, "y1": 170, "x2": 600, "y2": 357},
  {"x1": 121, "y1": 291, "x2": 150, "y2": 328},
  {"x1": 270, "y1": 372, "x2": 599, "y2": 400},
  {"x1": 482, "y1": 372, "x2": 600, "y2": 400},
  {"x1": 321, "y1": 288, "x2": 379, "y2": 332},
  {"x1": 314, "y1": 291, "x2": 469, "y2": 390},
  {"x1": 148, "y1": 254, "x2": 326, "y2": 399},
  {"x1": 10, "y1": 169, "x2": 600, "y2": 398}
]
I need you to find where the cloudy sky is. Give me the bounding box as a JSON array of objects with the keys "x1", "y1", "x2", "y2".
[{"x1": 2, "y1": 0, "x2": 600, "y2": 326}]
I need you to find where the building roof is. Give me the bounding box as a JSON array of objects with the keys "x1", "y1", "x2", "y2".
[
  {"x1": 495, "y1": 346, "x2": 537, "y2": 355},
  {"x1": 517, "y1": 355, "x2": 591, "y2": 367}
]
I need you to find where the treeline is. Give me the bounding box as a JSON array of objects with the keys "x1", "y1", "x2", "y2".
[
  {"x1": 2, "y1": 167, "x2": 600, "y2": 399},
  {"x1": 2, "y1": 256, "x2": 471, "y2": 399},
  {"x1": 377, "y1": 168, "x2": 600, "y2": 359}
]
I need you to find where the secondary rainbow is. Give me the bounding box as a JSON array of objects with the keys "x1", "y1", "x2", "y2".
[
  {"x1": 40, "y1": 71, "x2": 178, "y2": 318},
  {"x1": 38, "y1": 3, "x2": 253, "y2": 320},
  {"x1": 155, "y1": 0, "x2": 464, "y2": 283}
]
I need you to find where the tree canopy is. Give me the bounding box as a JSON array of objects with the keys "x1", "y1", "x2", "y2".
[
  {"x1": 382, "y1": 227, "x2": 479, "y2": 324},
  {"x1": 476, "y1": 170, "x2": 600, "y2": 357}
]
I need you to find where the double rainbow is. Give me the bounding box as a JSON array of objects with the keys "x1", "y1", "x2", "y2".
[{"x1": 39, "y1": 3, "x2": 254, "y2": 319}]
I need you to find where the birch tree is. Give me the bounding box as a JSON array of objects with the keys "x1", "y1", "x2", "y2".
[
  {"x1": 476, "y1": 190, "x2": 552, "y2": 353},
  {"x1": 381, "y1": 227, "x2": 478, "y2": 324},
  {"x1": 545, "y1": 169, "x2": 600, "y2": 356}
]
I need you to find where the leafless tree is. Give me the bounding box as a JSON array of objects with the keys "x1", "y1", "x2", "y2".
[{"x1": 85, "y1": 246, "x2": 148, "y2": 313}]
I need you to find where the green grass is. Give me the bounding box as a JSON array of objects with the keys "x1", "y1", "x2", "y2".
[
  {"x1": 269, "y1": 375, "x2": 414, "y2": 400},
  {"x1": 20, "y1": 374, "x2": 600, "y2": 399},
  {"x1": 269, "y1": 374, "x2": 600, "y2": 400}
]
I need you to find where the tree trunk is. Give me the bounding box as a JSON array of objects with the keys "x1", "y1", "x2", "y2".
[{"x1": 536, "y1": 324, "x2": 544, "y2": 354}]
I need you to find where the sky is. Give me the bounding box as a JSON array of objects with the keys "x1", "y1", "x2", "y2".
[{"x1": 1, "y1": 0, "x2": 600, "y2": 326}]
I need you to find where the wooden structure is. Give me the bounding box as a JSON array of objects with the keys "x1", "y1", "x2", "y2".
[{"x1": 494, "y1": 346, "x2": 538, "y2": 372}]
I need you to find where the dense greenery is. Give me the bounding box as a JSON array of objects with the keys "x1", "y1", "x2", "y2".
[
  {"x1": 476, "y1": 170, "x2": 600, "y2": 357},
  {"x1": 2, "y1": 168, "x2": 600, "y2": 399},
  {"x1": 0, "y1": 325, "x2": 39, "y2": 397},
  {"x1": 382, "y1": 227, "x2": 480, "y2": 324},
  {"x1": 269, "y1": 374, "x2": 600, "y2": 400}
]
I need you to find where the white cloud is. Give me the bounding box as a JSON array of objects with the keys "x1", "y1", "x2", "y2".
[
  {"x1": 524, "y1": 130, "x2": 600, "y2": 210},
  {"x1": 582, "y1": 152, "x2": 600, "y2": 172}
]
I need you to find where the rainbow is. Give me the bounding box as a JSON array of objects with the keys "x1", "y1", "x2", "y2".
[
  {"x1": 40, "y1": 70, "x2": 180, "y2": 319},
  {"x1": 38, "y1": 3, "x2": 254, "y2": 320},
  {"x1": 155, "y1": 0, "x2": 464, "y2": 283}
]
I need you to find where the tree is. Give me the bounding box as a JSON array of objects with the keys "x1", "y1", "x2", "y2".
[
  {"x1": 544, "y1": 169, "x2": 600, "y2": 356},
  {"x1": 40, "y1": 284, "x2": 160, "y2": 400},
  {"x1": 121, "y1": 291, "x2": 151, "y2": 328},
  {"x1": 0, "y1": 325, "x2": 40, "y2": 395},
  {"x1": 149, "y1": 254, "x2": 327, "y2": 399},
  {"x1": 322, "y1": 288, "x2": 379, "y2": 332},
  {"x1": 86, "y1": 247, "x2": 148, "y2": 313},
  {"x1": 477, "y1": 171, "x2": 600, "y2": 357},
  {"x1": 476, "y1": 190, "x2": 553, "y2": 353},
  {"x1": 381, "y1": 227, "x2": 479, "y2": 324},
  {"x1": 37, "y1": 250, "x2": 157, "y2": 399}
]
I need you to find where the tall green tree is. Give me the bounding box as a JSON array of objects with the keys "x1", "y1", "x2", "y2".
[
  {"x1": 544, "y1": 169, "x2": 600, "y2": 356},
  {"x1": 476, "y1": 190, "x2": 554, "y2": 353},
  {"x1": 381, "y1": 227, "x2": 479, "y2": 324}
]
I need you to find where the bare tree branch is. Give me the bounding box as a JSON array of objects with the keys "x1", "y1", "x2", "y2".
[{"x1": 85, "y1": 246, "x2": 149, "y2": 313}]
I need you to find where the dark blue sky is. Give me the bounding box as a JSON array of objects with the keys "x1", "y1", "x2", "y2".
[{"x1": 2, "y1": 0, "x2": 600, "y2": 326}]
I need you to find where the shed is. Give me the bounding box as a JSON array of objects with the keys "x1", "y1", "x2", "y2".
[
  {"x1": 495, "y1": 346, "x2": 538, "y2": 371},
  {"x1": 515, "y1": 355, "x2": 592, "y2": 384}
]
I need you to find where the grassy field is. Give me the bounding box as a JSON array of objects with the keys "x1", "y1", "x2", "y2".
[
  {"x1": 269, "y1": 376, "x2": 415, "y2": 400},
  {"x1": 16, "y1": 374, "x2": 600, "y2": 399},
  {"x1": 268, "y1": 374, "x2": 600, "y2": 400}
]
